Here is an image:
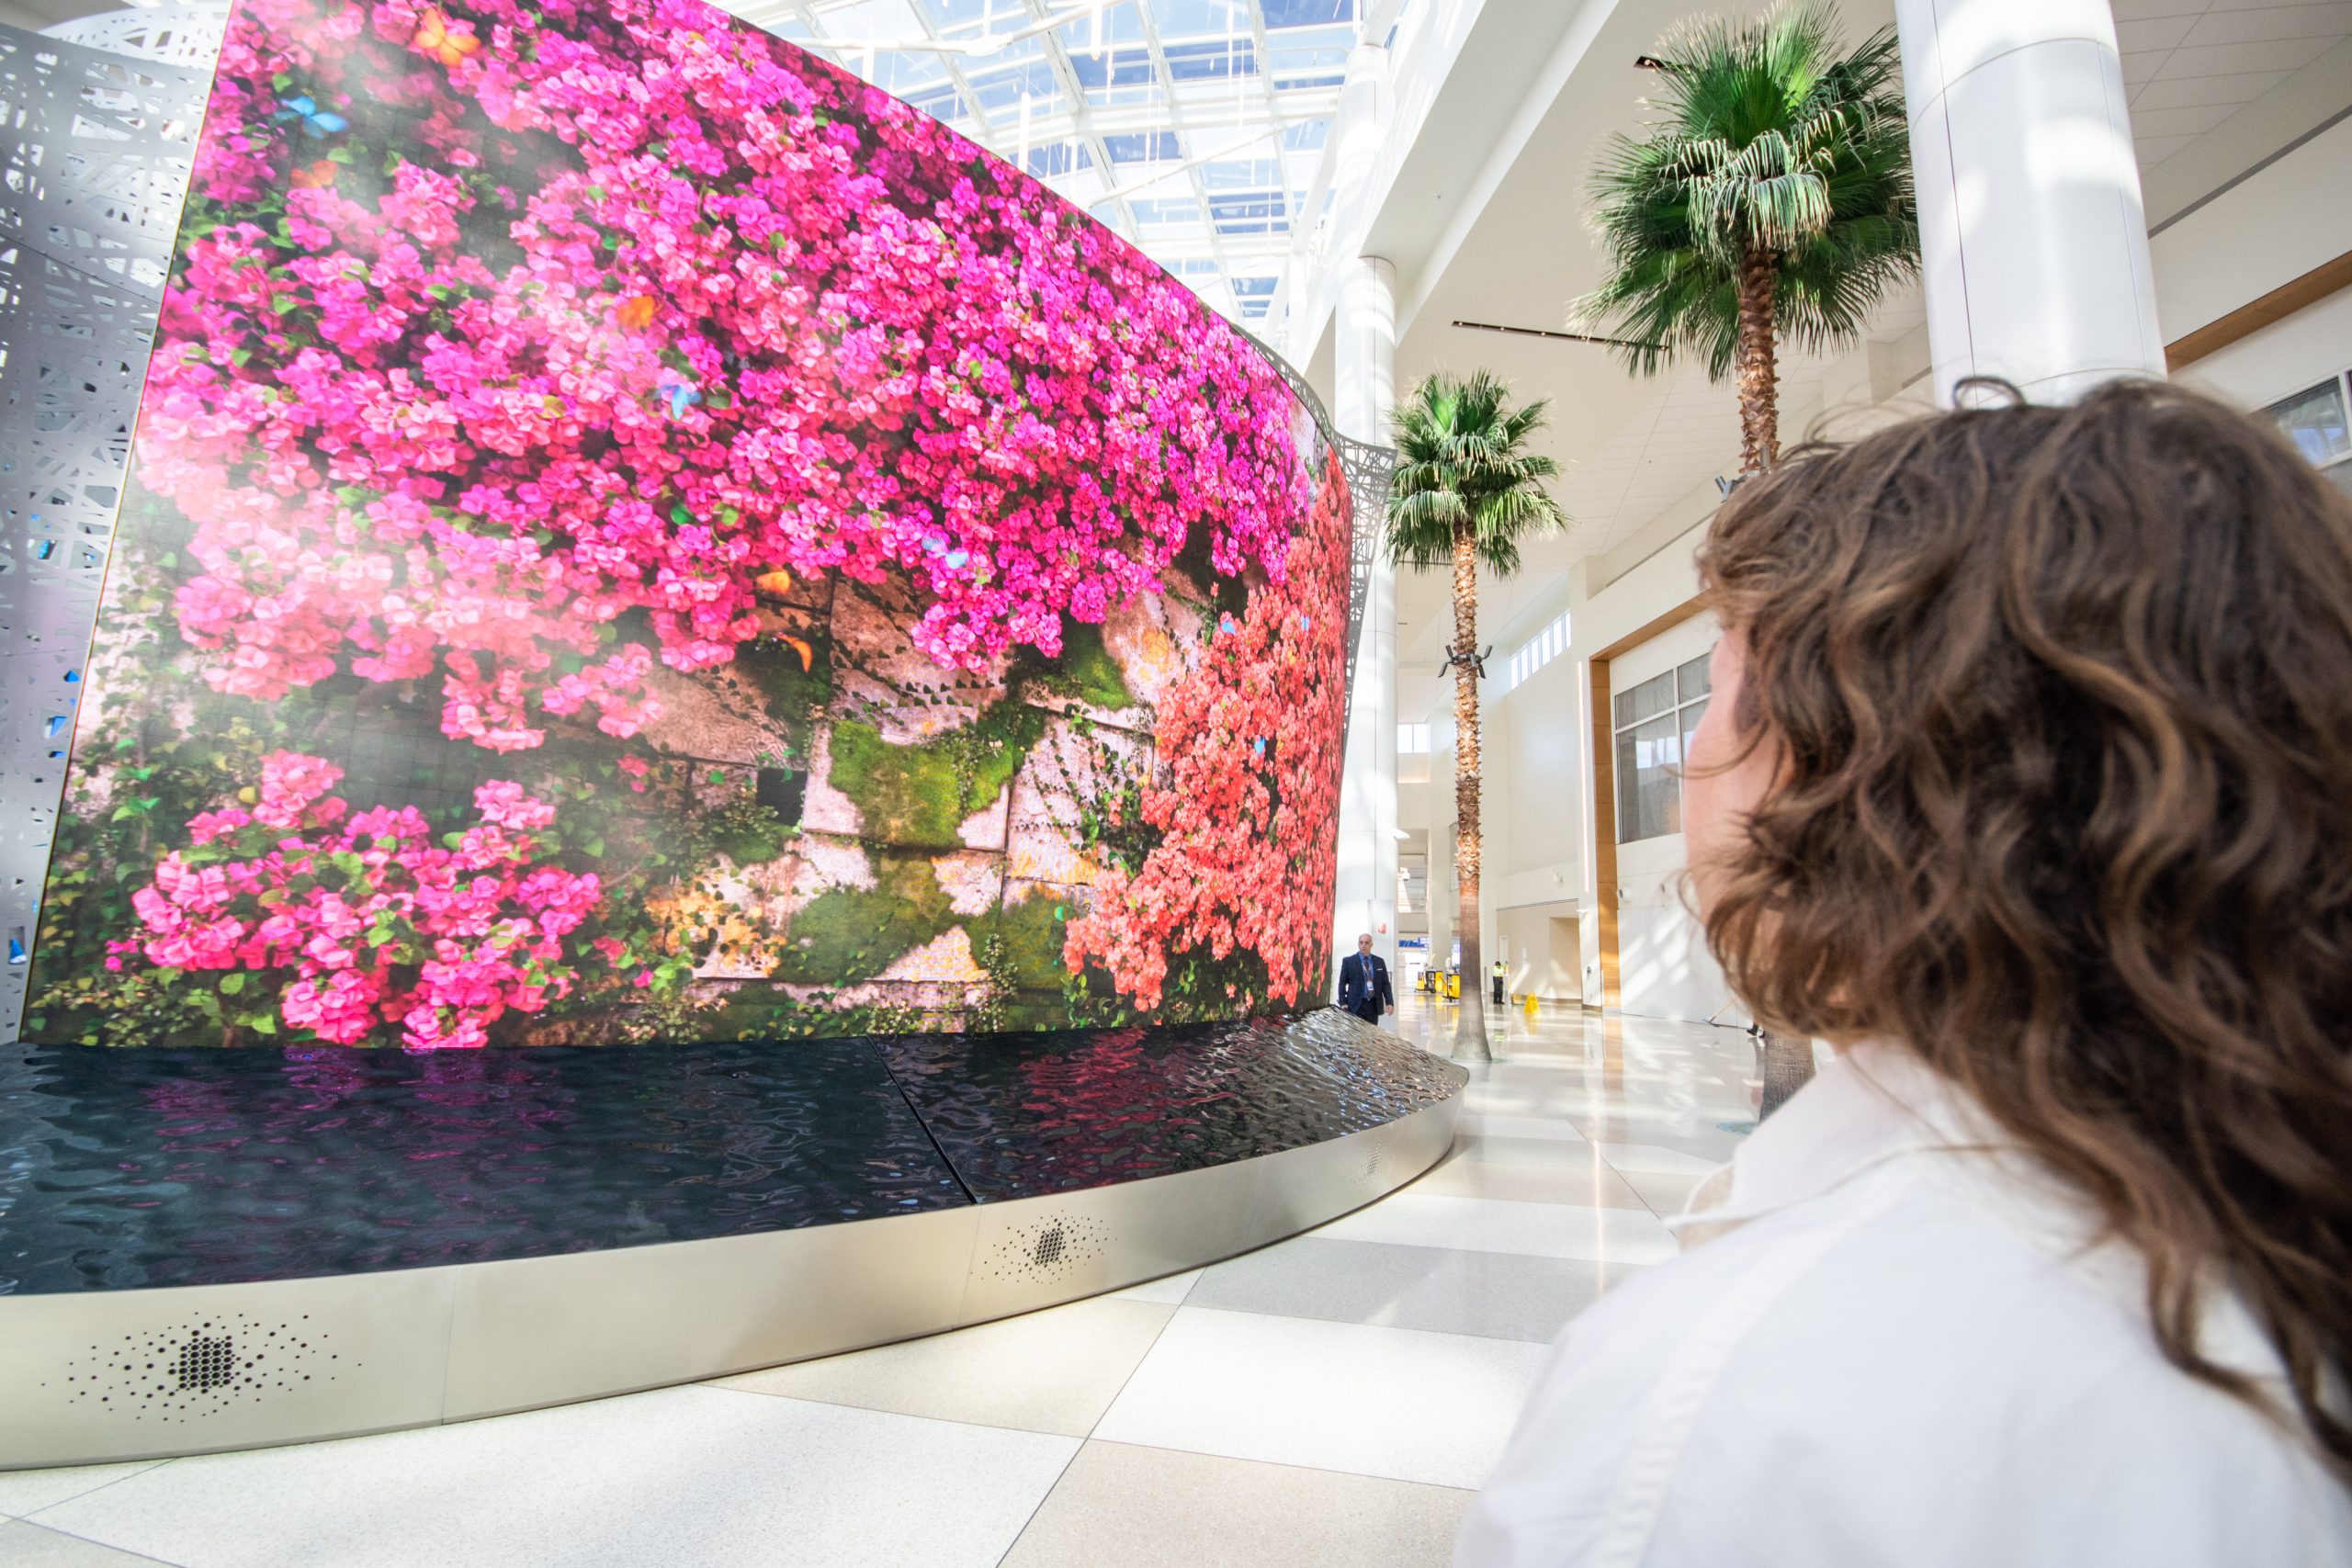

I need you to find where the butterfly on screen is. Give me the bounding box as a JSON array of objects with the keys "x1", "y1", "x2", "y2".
[
  {"x1": 1218, "y1": 613, "x2": 1238, "y2": 637},
  {"x1": 776, "y1": 636, "x2": 814, "y2": 672},
  {"x1": 413, "y1": 9, "x2": 482, "y2": 67},
  {"x1": 657, "y1": 378, "x2": 700, "y2": 419},
  {"x1": 289, "y1": 160, "x2": 337, "y2": 189},
  {"x1": 921, "y1": 533, "x2": 970, "y2": 570},
  {"x1": 275, "y1": 96, "x2": 348, "y2": 139},
  {"x1": 1252, "y1": 738, "x2": 1267, "y2": 758},
  {"x1": 753, "y1": 568, "x2": 795, "y2": 596},
  {"x1": 615, "y1": 295, "x2": 657, "y2": 330}
]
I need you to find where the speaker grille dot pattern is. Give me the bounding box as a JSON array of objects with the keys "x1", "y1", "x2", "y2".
[
  {"x1": 983, "y1": 1213, "x2": 1110, "y2": 1281},
  {"x1": 43, "y1": 1313, "x2": 350, "y2": 1422}
]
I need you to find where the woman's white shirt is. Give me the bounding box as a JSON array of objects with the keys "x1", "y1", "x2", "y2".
[{"x1": 1454, "y1": 1044, "x2": 2352, "y2": 1568}]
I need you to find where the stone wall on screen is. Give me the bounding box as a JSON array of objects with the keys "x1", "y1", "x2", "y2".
[{"x1": 24, "y1": 0, "x2": 1351, "y2": 1049}]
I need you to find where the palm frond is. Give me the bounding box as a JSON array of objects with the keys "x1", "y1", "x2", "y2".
[
  {"x1": 1576, "y1": 0, "x2": 1916, "y2": 390},
  {"x1": 1383, "y1": 371, "x2": 1568, "y2": 580}
]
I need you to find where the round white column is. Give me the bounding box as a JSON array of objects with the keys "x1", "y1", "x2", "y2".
[
  {"x1": 1895, "y1": 0, "x2": 2167, "y2": 405},
  {"x1": 1334, "y1": 253, "x2": 1399, "y2": 981}
]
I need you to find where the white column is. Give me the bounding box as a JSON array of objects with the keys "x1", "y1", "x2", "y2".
[
  {"x1": 1896, "y1": 0, "x2": 2166, "y2": 406},
  {"x1": 1326, "y1": 36, "x2": 1400, "y2": 983},
  {"x1": 1334, "y1": 254, "x2": 1398, "y2": 978}
]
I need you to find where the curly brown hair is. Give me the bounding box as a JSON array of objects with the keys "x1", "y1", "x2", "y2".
[{"x1": 1696, "y1": 377, "x2": 2352, "y2": 1477}]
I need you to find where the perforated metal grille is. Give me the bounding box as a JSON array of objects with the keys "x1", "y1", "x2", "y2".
[
  {"x1": 981, "y1": 1213, "x2": 1111, "y2": 1282},
  {"x1": 44, "y1": 1312, "x2": 351, "y2": 1422},
  {"x1": 0, "y1": 20, "x2": 209, "y2": 1041},
  {"x1": 41, "y1": 5, "x2": 229, "y2": 69}
]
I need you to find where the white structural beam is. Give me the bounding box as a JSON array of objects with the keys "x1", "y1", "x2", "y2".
[{"x1": 1895, "y1": 0, "x2": 2167, "y2": 405}]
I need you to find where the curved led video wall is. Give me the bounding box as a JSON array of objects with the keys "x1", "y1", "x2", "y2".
[{"x1": 25, "y1": 0, "x2": 1353, "y2": 1050}]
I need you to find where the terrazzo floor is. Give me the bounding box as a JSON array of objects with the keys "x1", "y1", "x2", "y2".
[{"x1": 0, "y1": 1001, "x2": 1766, "y2": 1568}]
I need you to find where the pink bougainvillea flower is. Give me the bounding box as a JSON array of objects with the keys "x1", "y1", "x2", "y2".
[
  {"x1": 124, "y1": 751, "x2": 610, "y2": 1049},
  {"x1": 153, "y1": 0, "x2": 1313, "y2": 754}
]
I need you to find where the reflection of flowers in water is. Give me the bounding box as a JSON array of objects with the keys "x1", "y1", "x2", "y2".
[
  {"x1": 118, "y1": 750, "x2": 606, "y2": 1049},
  {"x1": 151, "y1": 0, "x2": 1311, "y2": 754},
  {"x1": 1065, "y1": 453, "x2": 1351, "y2": 1012}
]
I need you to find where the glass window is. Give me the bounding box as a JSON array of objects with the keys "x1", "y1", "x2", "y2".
[
  {"x1": 2268, "y1": 378, "x2": 2351, "y2": 468},
  {"x1": 1615, "y1": 713, "x2": 1681, "y2": 841},
  {"x1": 1679, "y1": 695, "x2": 1708, "y2": 778},
  {"x1": 1613, "y1": 645, "x2": 1716, "y2": 843},
  {"x1": 1676, "y1": 652, "x2": 1711, "y2": 702},
  {"x1": 1619, "y1": 670, "x2": 1675, "y2": 727}
]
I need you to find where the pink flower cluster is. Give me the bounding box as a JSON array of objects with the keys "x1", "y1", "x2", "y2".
[
  {"x1": 120, "y1": 750, "x2": 605, "y2": 1048},
  {"x1": 149, "y1": 0, "x2": 1312, "y2": 751},
  {"x1": 1066, "y1": 451, "x2": 1351, "y2": 1011}
]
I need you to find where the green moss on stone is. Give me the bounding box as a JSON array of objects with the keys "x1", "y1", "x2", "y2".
[
  {"x1": 827, "y1": 701, "x2": 1046, "y2": 848},
  {"x1": 769, "y1": 849, "x2": 956, "y2": 985}
]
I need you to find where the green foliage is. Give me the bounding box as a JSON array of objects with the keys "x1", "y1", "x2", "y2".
[
  {"x1": 1065, "y1": 717, "x2": 1156, "y2": 876},
  {"x1": 1384, "y1": 370, "x2": 1567, "y2": 574},
  {"x1": 978, "y1": 886, "x2": 1070, "y2": 992},
  {"x1": 1016, "y1": 618, "x2": 1134, "y2": 712},
  {"x1": 702, "y1": 793, "x2": 794, "y2": 866},
  {"x1": 827, "y1": 701, "x2": 1047, "y2": 847},
  {"x1": 1578, "y1": 0, "x2": 1917, "y2": 378},
  {"x1": 767, "y1": 849, "x2": 956, "y2": 986}
]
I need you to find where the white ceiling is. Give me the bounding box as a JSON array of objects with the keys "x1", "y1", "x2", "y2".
[{"x1": 2117, "y1": 0, "x2": 2352, "y2": 165}]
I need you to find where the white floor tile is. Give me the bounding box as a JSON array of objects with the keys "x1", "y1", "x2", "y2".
[
  {"x1": 1092, "y1": 1307, "x2": 1546, "y2": 1489},
  {"x1": 1594, "y1": 1141, "x2": 1726, "y2": 1176},
  {"x1": 0, "y1": 1520, "x2": 178, "y2": 1566},
  {"x1": 0, "y1": 1462, "x2": 167, "y2": 1523},
  {"x1": 999, "y1": 1440, "x2": 1473, "y2": 1568},
  {"x1": 1312, "y1": 1190, "x2": 1680, "y2": 1265},
  {"x1": 714, "y1": 1296, "x2": 1172, "y2": 1436},
  {"x1": 1452, "y1": 1111, "x2": 1589, "y2": 1144},
  {"x1": 29, "y1": 1386, "x2": 1078, "y2": 1568},
  {"x1": 1107, "y1": 1269, "x2": 1203, "y2": 1305}
]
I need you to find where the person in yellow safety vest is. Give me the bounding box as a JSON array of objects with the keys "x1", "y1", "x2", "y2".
[{"x1": 1491, "y1": 958, "x2": 1508, "y2": 1005}]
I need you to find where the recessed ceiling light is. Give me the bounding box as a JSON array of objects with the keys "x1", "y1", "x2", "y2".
[{"x1": 1633, "y1": 54, "x2": 1667, "y2": 70}]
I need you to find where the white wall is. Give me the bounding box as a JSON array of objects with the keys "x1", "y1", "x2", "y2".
[
  {"x1": 2181, "y1": 287, "x2": 2352, "y2": 418},
  {"x1": 1604, "y1": 614, "x2": 1743, "y2": 1025},
  {"x1": 1498, "y1": 901, "x2": 1580, "y2": 1000},
  {"x1": 2153, "y1": 116, "x2": 2352, "y2": 352},
  {"x1": 1480, "y1": 623, "x2": 1588, "y2": 974},
  {"x1": 2153, "y1": 41, "x2": 2352, "y2": 412}
]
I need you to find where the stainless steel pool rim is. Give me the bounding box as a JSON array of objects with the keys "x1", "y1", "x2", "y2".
[{"x1": 0, "y1": 1091, "x2": 1460, "y2": 1468}]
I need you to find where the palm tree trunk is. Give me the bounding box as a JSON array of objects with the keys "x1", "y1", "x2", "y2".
[
  {"x1": 1734, "y1": 245, "x2": 1781, "y2": 476},
  {"x1": 1758, "y1": 1030, "x2": 1815, "y2": 1119},
  {"x1": 1735, "y1": 246, "x2": 1809, "y2": 1112},
  {"x1": 1450, "y1": 520, "x2": 1490, "y2": 1065}
]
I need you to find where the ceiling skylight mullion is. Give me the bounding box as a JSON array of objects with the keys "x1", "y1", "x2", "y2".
[
  {"x1": 1016, "y1": 0, "x2": 1134, "y2": 236},
  {"x1": 1128, "y1": 0, "x2": 1248, "y2": 310}
]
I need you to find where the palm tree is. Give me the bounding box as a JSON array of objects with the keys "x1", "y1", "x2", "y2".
[
  {"x1": 1579, "y1": 0, "x2": 1916, "y2": 476},
  {"x1": 1386, "y1": 371, "x2": 1566, "y2": 1064},
  {"x1": 1580, "y1": 0, "x2": 1914, "y2": 1114}
]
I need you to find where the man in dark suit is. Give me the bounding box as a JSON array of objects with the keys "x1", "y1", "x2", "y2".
[{"x1": 1337, "y1": 932, "x2": 1395, "y2": 1026}]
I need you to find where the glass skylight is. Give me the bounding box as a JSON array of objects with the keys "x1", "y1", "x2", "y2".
[{"x1": 717, "y1": 0, "x2": 1371, "y2": 325}]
